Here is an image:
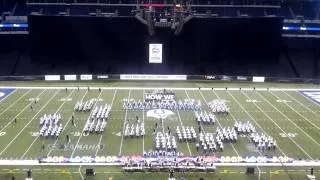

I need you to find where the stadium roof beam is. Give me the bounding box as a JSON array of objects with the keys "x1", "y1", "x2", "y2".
[{"x1": 26, "y1": 3, "x2": 281, "y2": 9}]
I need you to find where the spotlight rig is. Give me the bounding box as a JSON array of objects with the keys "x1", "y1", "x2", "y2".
[{"x1": 133, "y1": 0, "x2": 193, "y2": 36}]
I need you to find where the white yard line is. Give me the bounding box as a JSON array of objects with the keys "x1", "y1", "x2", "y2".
[
  {"x1": 256, "y1": 91, "x2": 320, "y2": 148},
  {"x1": 0, "y1": 90, "x2": 60, "y2": 156},
  {"x1": 227, "y1": 91, "x2": 296, "y2": 158},
  {"x1": 21, "y1": 90, "x2": 76, "y2": 158},
  {"x1": 47, "y1": 90, "x2": 89, "y2": 156},
  {"x1": 70, "y1": 90, "x2": 104, "y2": 158},
  {"x1": 175, "y1": 103, "x2": 192, "y2": 156},
  {"x1": 0, "y1": 90, "x2": 46, "y2": 133},
  {"x1": 0, "y1": 89, "x2": 31, "y2": 116},
  {"x1": 184, "y1": 90, "x2": 209, "y2": 154},
  {"x1": 196, "y1": 90, "x2": 240, "y2": 157},
  {"x1": 118, "y1": 90, "x2": 131, "y2": 156},
  {"x1": 239, "y1": 91, "x2": 313, "y2": 159},
  {"x1": 211, "y1": 90, "x2": 259, "y2": 157},
  {"x1": 272, "y1": 91, "x2": 320, "y2": 130},
  {"x1": 78, "y1": 165, "x2": 84, "y2": 180},
  {"x1": 284, "y1": 91, "x2": 320, "y2": 119},
  {"x1": 94, "y1": 89, "x2": 118, "y2": 156},
  {"x1": 142, "y1": 89, "x2": 145, "y2": 154},
  {"x1": 209, "y1": 91, "x2": 271, "y2": 174}
]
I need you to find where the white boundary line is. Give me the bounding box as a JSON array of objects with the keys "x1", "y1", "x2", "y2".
[
  {"x1": 3, "y1": 160, "x2": 320, "y2": 167},
  {"x1": 239, "y1": 90, "x2": 313, "y2": 159},
  {"x1": 47, "y1": 89, "x2": 89, "y2": 157},
  {"x1": 0, "y1": 90, "x2": 60, "y2": 156},
  {"x1": 70, "y1": 90, "x2": 104, "y2": 158},
  {"x1": 118, "y1": 90, "x2": 131, "y2": 156},
  {"x1": 255, "y1": 91, "x2": 320, "y2": 148},
  {"x1": 2, "y1": 86, "x2": 320, "y2": 91},
  {"x1": 94, "y1": 89, "x2": 118, "y2": 156},
  {"x1": 21, "y1": 89, "x2": 76, "y2": 159}
]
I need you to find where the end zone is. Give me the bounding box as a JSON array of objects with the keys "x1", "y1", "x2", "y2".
[{"x1": 0, "y1": 88, "x2": 16, "y2": 103}]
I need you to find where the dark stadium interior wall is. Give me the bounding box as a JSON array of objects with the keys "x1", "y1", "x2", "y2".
[{"x1": 28, "y1": 16, "x2": 283, "y2": 75}]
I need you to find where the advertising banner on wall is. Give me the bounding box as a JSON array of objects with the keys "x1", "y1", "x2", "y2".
[
  {"x1": 45, "y1": 75, "x2": 60, "y2": 81},
  {"x1": 252, "y1": 76, "x2": 265, "y2": 82},
  {"x1": 64, "y1": 75, "x2": 77, "y2": 81},
  {"x1": 120, "y1": 74, "x2": 187, "y2": 81},
  {"x1": 80, "y1": 74, "x2": 93, "y2": 80}
]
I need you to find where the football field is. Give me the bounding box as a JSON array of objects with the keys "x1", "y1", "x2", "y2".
[{"x1": 1, "y1": 81, "x2": 320, "y2": 179}]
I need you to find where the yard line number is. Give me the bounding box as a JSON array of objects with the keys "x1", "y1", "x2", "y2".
[
  {"x1": 276, "y1": 99, "x2": 291, "y2": 103},
  {"x1": 246, "y1": 99, "x2": 260, "y2": 103},
  {"x1": 279, "y1": 133, "x2": 297, "y2": 138},
  {"x1": 71, "y1": 132, "x2": 89, "y2": 137}
]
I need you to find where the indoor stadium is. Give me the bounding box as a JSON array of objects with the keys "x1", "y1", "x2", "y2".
[{"x1": 0, "y1": 0, "x2": 320, "y2": 180}]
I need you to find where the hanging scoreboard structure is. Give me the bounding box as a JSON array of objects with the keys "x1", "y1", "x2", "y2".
[{"x1": 149, "y1": 44, "x2": 163, "y2": 63}]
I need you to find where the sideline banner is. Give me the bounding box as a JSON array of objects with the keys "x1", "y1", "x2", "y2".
[
  {"x1": 252, "y1": 76, "x2": 265, "y2": 82},
  {"x1": 80, "y1": 74, "x2": 93, "y2": 80},
  {"x1": 64, "y1": 75, "x2": 77, "y2": 81},
  {"x1": 45, "y1": 75, "x2": 60, "y2": 81},
  {"x1": 120, "y1": 74, "x2": 187, "y2": 81}
]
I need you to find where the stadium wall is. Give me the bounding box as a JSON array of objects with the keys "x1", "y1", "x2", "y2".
[{"x1": 28, "y1": 16, "x2": 283, "y2": 75}]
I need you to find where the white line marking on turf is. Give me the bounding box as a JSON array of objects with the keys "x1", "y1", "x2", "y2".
[
  {"x1": 175, "y1": 95, "x2": 192, "y2": 156},
  {"x1": 239, "y1": 91, "x2": 312, "y2": 159},
  {"x1": 0, "y1": 89, "x2": 31, "y2": 116},
  {"x1": 3, "y1": 86, "x2": 320, "y2": 91},
  {"x1": 0, "y1": 89, "x2": 17, "y2": 103},
  {"x1": 211, "y1": 90, "x2": 261, "y2": 156},
  {"x1": 94, "y1": 89, "x2": 117, "y2": 156},
  {"x1": 271, "y1": 91, "x2": 320, "y2": 131},
  {"x1": 78, "y1": 165, "x2": 84, "y2": 180},
  {"x1": 70, "y1": 90, "x2": 103, "y2": 158},
  {"x1": 210, "y1": 91, "x2": 268, "y2": 172},
  {"x1": 197, "y1": 90, "x2": 240, "y2": 157},
  {"x1": 118, "y1": 90, "x2": 131, "y2": 156},
  {"x1": 284, "y1": 91, "x2": 320, "y2": 119},
  {"x1": 47, "y1": 89, "x2": 89, "y2": 156},
  {"x1": 0, "y1": 90, "x2": 46, "y2": 133},
  {"x1": 227, "y1": 91, "x2": 292, "y2": 157},
  {"x1": 0, "y1": 90, "x2": 60, "y2": 156},
  {"x1": 256, "y1": 91, "x2": 320, "y2": 149},
  {"x1": 281, "y1": 91, "x2": 320, "y2": 122},
  {"x1": 142, "y1": 89, "x2": 145, "y2": 154},
  {"x1": 21, "y1": 90, "x2": 76, "y2": 158}
]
